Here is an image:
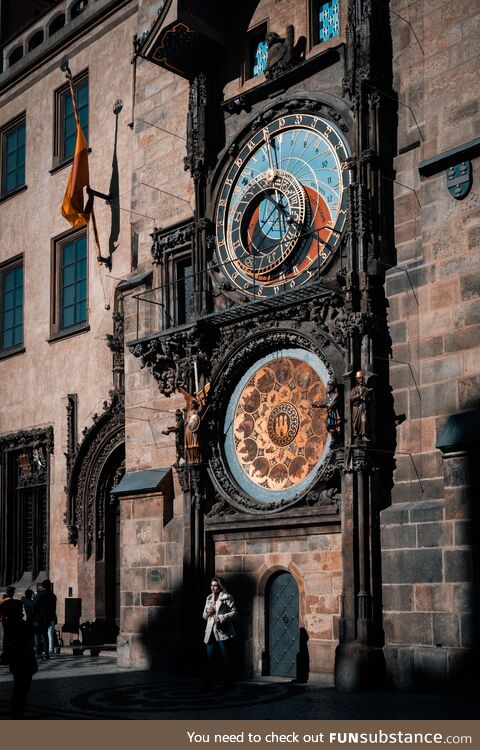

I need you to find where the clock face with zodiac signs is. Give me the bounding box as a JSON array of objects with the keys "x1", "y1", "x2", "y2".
[
  {"x1": 215, "y1": 112, "x2": 350, "y2": 297},
  {"x1": 224, "y1": 349, "x2": 331, "y2": 505}
]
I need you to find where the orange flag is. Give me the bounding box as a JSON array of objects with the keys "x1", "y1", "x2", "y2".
[{"x1": 61, "y1": 119, "x2": 91, "y2": 227}]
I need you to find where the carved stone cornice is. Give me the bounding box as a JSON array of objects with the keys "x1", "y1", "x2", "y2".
[
  {"x1": 151, "y1": 221, "x2": 194, "y2": 265},
  {"x1": 250, "y1": 97, "x2": 349, "y2": 134},
  {"x1": 128, "y1": 293, "x2": 346, "y2": 396},
  {"x1": 0, "y1": 425, "x2": 54, "y2": 455}
]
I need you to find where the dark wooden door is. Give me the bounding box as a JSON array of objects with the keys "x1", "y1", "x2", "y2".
[{"x1": 267, "y1": 571, "x2": 299, "y2": 678}]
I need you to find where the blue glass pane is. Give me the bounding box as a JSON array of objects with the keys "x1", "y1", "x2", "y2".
[
  {"x1": 63, "y1": 242, "x2": 76, "y2": 265},
  {"x1": 253, "y1": 39, "x2": 268, "y2": 77},
  {"x1": 63, "y1": 284, "x2": 76, "y2": 306},
  {"x1": 13, "y1": 326, "x2": 22, "y2": 345},
  {"x1": 14, "y1": 287, "x2": 22, "y2": 305},
  {"x1": 76, "y1": 82, "x2": 88, "y2": 107},
  {"x1": 4, "y1": 289, "x2": 14, "y2": 308},
  {"x1": 3, "y1": 329, "x2": 13, "y2": 348},
  {"x1": 6, "y1": 130, "x2": 17, "y2": 153},
  {"x1": 63, "y1": 264, "x2": 75, "y2": 285},
  {"x1": 75, "y1": 301, "x2": 86, "y2": 322},
  {"x1": 63, "y1": 81, "x2": 88, "y2": 160},
  {"x1": 76, "y1": 236, "x2": 87, "y2": 259},
  {"x1": 3, "y1": 310, "x2": 14, "y2": 329},
  {"x1": 65, "y1": 118, "x2": 76, "y2": 138},
  {"x1": 77, "y1": 278, "x2": 87, "y2": 301},
  {"x1": 62, "y1": 306, "x2": 75, "y2": 328},
  {"x1": 6, "y1": 152, "x2": 16, "y2": 171},
  {"x1": 3, "y1": 123, "x2": 26, "y2": 193},
  {"x1": 318, "y1": 0, "x2": 340, "y2": 43},
  {"x1": 4, "y1": 272, "x2": 15, "y2": 291}
]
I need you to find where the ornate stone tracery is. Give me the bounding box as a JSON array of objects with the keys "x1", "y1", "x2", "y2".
[{"x1": 65, "y1": 390, "x2": 125, "y2": 553}]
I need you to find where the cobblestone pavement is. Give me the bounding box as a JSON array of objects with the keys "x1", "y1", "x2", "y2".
[{"x1": 0, "y1": 654, "x2": 477, "y2": 720}]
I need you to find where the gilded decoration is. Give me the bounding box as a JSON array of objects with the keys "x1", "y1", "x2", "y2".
[{"x1": 231, "y1": 355, "x2": 328, "y2": 493}]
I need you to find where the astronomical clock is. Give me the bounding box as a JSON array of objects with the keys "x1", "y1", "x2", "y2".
[
  {"x1": 209, "y1": 112, "x2": 350, "y2": 512},
  {"x1": 215, "y1": 112, "x2": 350, "y2": 297}
]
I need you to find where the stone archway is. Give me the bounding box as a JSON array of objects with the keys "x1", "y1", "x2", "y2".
[{"x1": 66, "y1": 390, "x2": 125, "y2": 632}]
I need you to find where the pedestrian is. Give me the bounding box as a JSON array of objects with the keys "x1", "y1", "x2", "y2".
[
  {"x1": 0, "y1": 587, "x2": 23, "y2": 665},
  {"x1": 2, "y1": 602, "x2": 38, "y2": 719},
  {"x1": 34, "y1": 579, "x2": 57, "y2": 659},
  {"x1": 203, "y1": 576, "x2": 237, "y2": 691},
  {"x1": 21, "y1": 589, "x2": 36, "y2": 625}
]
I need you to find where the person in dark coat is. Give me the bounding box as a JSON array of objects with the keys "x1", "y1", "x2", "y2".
[
  {"x1": 0, "y1": 587, "x2": 23, "y2": 664},
  {"x1": 34, "y1": 579, "x2": 57, "y2": 659},
  {"x1": 2, "y1": 603, "x2": 38, "y2": 719}
]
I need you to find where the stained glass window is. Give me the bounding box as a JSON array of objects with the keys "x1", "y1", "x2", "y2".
[
  {"x1": 253, "y1": 39, "x2": 268, "y2": 77},
  {"x1": 316, "y1": 0, "x2": 340, "y2": 44}
]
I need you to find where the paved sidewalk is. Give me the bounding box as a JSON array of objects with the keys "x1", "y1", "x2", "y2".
[{"x1": 0, "y1": 654, "x2": 477, "y2": 720}]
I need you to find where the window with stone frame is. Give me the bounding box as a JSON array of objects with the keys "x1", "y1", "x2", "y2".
[
  {"x1": 53, "y1": 70, "x2": 88, "y2": 168},
  {"x1": 0, "y1": 255, "x2": 24, "y2": 357},
  {"x1": 151, "y1": 222, "x2": 195, "y2": 330},
  {"x1": 310, "y1": 0, "x2": 340, "y2": 47},
  {"x1": 0, "y1": 429, "x2": 52, "y2": 587},
  {"x1": 245, "y1": 23, "x2": 268, "y2": 80},
  {"x1": 50, "y1": 228, "x2": 88, "y2": 340},
  {"x1": 0, "y1": 112, "x2": 26, "y2": 199}
]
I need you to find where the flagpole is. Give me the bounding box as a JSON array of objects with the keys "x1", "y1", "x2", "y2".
[{"x1": 60, "y1": 57, "x2": 104, "y2": 263}]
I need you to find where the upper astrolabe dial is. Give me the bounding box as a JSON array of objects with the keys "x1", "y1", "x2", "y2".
[{"x1": 215, "y1": 112, "x2": 350, "y2": 297}]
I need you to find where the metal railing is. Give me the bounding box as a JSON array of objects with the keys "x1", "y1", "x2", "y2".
[{"x1": 132, "y1": 227, "x2": 343, "y2": 339}]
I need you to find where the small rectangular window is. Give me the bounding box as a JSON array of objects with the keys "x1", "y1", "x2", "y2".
[
  {"x1": 61, "y1": 234, "x2": 87, "y2": 329},
  {"x1": 54, "y1": 71, "x2": 88, "y2": 167},
  {"x1": 51, "y1": 229, "x2": 88, "y2": 339},
  {"x1": 175, "y1": 256, "x2": 194, "y2": 326},
  {"x1": 311, "y1": 0, "x2": 340, "y2": 46},
  {"x1": 0, "y1": 258, "x2": 23, "y2": 354},
  {"x1": 1, "y1": 114, "x2": 26, "y2": 198}
]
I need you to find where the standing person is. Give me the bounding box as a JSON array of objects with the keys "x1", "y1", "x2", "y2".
[
  {"x1": 0, "y1": 587, "x2": 22, "y2": 665},
  {"x1": 34, "y1": 579, "x2": 57, "y2": 659},
  {"x1": 21, "y1": 589, "x2": 36, "y2": 625},
  {"x1": 2, "y1": 603, "x2": 38, "y2": 719},
  {"x1": 203, "y1": 576, "x2": 237, "y2": 691}
]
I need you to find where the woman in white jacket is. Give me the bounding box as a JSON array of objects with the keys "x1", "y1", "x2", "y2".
[{"x1": 203, "y1": 577, "x2": 237, "y2": 689}]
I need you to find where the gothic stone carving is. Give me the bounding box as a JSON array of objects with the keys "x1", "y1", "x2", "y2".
[
  {"x1": 0, "y1": 425, "x2": 54, "y2": 456},
  {"x1": 151, "y1": 222, "x2": 194, "y2": 265},
  {"x1": 106, "y1": 310, "x2": 125, "y2": 375},
  {"x1": 251, "y1": 98, "x2": 348, "y2": 134},
  {"x1": 66, "y1": 390, "x2": 125, "y2": 550},
  {"x1": 184, "y1": 72, "x2": 208, "y2": 179}
]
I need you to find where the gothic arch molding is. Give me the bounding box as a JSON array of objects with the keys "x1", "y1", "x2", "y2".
[{"x1": 65, "y1": 390, "x2": 125, "y2": 558}]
